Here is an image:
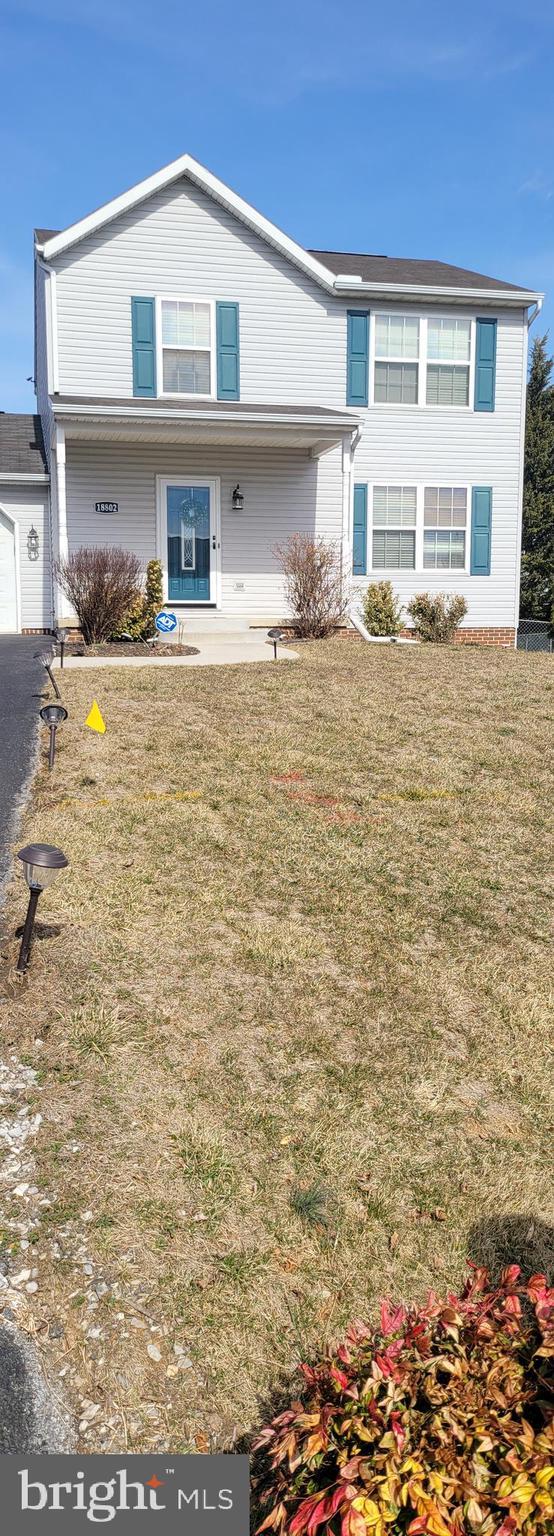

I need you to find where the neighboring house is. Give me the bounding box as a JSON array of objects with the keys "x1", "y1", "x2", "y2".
[{"x1": 0, "y1": 154, "x2": 544, "y2": 641}]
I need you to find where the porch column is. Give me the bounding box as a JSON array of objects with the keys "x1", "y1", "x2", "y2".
[
  {"x1": 341, "y1": 431, "x2": 353, "y2": 590},
  {"x1": 54, "y1": 423, "x2": 68, "y2": 622}
]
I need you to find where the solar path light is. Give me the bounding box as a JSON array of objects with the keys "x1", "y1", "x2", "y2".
[
  {"x1": 268, "y1": 626, "x2": 284, "y2": 661},
  {"x1": 16, "y1": 843, "x2": 69, "y2": 973},
  {"x1": 34, "y1": 649, "x2": 62, "y2": 701},
  {"x1": 40, "y1": 703, "x2": 68, "y2": 770},
  {"x1": 56, "y1": 627, "x2": 69, "y2": 668}
]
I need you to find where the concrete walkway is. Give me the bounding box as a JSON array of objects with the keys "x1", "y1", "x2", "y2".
[{"x1": 52, "y1": 630, "x2": 298, "y2": 669}]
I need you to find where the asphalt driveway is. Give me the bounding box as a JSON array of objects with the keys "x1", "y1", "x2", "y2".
[{"x1": 0, "y1": 635, "x2": 47, "y2": 910}]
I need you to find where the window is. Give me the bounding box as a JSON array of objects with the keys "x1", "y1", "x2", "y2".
[
  {"x1": 426, "y1": 318, "x2": 470, "y2": 407},
  {"x1": 372, "y1": 486, "x2": 416, "y2": 569},
  {"x1": 423, "y1": 487, "x2": 467, "y2": 569},
  {"x1": 160, "y1": 299, "x2": 212, "y2": 396},
  {"x1": 374, "y1": 315, "x2": 419, "y2": 404}
]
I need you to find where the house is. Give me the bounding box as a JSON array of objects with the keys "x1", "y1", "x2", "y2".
[{"x1": 0, "y1": 154, "x2": 543, "y2": 642}]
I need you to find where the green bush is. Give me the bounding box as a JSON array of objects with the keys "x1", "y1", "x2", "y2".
[
  {"x1": 362, "y1": 581, "x2": 403, "y2": 637},
  {"x1": 407, "y1": 591, "x2": 468, "y2": 643},
  {"x1": 254, "y1": 1265, "x2": 554, "y2": 1536},
  {"x1": 115, "y1": 558, "x2": 164, "y2": 641}
]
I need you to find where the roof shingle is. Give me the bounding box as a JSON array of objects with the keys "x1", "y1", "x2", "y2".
[
  {"x1": 0, "y1": 414, "x2": 48, "y2": 475},
  {"x1": 309, "y1": 250, "x2": 526, "y2": 292}
]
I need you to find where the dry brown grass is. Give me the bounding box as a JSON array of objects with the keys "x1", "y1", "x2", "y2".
[{"x1": 1, "y1": 638, "x2": 553, "y2": 1453}]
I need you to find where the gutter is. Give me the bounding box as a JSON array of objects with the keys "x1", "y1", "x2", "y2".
[
  {"x1": 527, "y1": 296, "x2": 544, "y2": 329},
  {"x1": 332, "y1": 278, "x2": 543, "y2": 305}
]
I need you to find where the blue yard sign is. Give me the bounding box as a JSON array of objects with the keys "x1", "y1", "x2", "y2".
[{"x1": 155, "y1": 610, "x2": 178, "y2": 634}]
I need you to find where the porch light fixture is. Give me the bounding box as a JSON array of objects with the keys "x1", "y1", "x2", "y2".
[
  {"x1": 27, "y1": 526, "x2": 39, "y2": 561},
  {"x1": 268, "y1": 626, "x2": 284, "y2": 660},
  {"x1": 231, "y1": 484, "x2": 244, "y2": 512},
  {"x1": 34, "y1": 649, "x2": 62, "y2": 701},
  {"x1": 16, "y1": 842, "x2": 69, "y2": 972},
  {"x1": 40, "y1": 703, "x2": 68, "y2": 771},
  {"x1": 56, "y1": 627, "x2": 69, "y2": 669}
]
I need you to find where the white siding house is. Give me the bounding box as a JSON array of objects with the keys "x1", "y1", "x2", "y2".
[{"x1": 0, "y1": 153, "x2": 542, "y2": 639}]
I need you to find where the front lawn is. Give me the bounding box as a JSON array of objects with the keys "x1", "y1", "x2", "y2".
[{"x1": 2, "y1": 638, "x2": 552, "y2": 1452}]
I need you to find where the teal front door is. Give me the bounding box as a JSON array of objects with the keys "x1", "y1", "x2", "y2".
[{"x1": 167, "y1": 483, "x2": 212, "y2": 602}]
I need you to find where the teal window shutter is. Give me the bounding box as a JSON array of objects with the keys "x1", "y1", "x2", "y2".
[
  {"x1": 347, "y1": 311, "x2": 369, "y2": 406},
  {"x1": 471, "y1": 487, "x2": 492, "y2": 574},
  {"x1": 474, "y1": 319, "x2": 497, "y2": 412},
  {"x1": 216, "y1": 302, "x2": 240, "y2": 400},
  {"x1": 352, "y1": 484, "x2": 368, "y2": 574},
  {"x1": 131, "y1": 297, "x2": 156, "y2": 397}
]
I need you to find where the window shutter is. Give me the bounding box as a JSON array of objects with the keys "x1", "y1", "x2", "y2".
[
  {"x1": 216, "y1": 302, "x2": 240, "y2": 400},
  {"x1": 474, "y1": 319, "x2": 497, "y2": 412},
  {"x1": 347, "y1": 311, "x2": 369, "y2": 406},
  {"x1": 352, "y1": 484, "x2": 368, "y2": 574},
  {"x1": 471, "y1": 487, "x2": 492, "y2": 574},
  {"x1": 131, "y1": 297, "x2": 156, "y2": 397}
]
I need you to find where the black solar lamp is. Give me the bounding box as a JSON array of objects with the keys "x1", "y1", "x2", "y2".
[
  {"x1": 34, "y1": 648, "x2": 62, "y2": 700},
  {"x1": 16, "y1": 843, "x2": 69, "y2": 972},
  {"x1": 268, "y1": 626, "x2": 284, "y2": 660},
  {"x1": 40, "y1": 703, "x2": 68, "y2": 770},
  {"x1": 56, "y1": 627, "x2": 69, "y2": 669}
]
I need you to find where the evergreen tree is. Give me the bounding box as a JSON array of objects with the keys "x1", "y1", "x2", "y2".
[{"x1": 521, "y1": 333, "x2": 554, "y2": 621}]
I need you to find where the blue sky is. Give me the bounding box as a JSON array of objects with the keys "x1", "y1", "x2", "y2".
[{"x1": 0, "y1": 0, "x2": 553, "y2": 410}]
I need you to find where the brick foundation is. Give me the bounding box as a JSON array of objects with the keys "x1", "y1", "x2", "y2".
[
  {"x1": 22, "y1": 627, "x2": 55, "y2": 636},
  {"x1": 335, "y1": 626, "x2": 516, "y2": 648}
]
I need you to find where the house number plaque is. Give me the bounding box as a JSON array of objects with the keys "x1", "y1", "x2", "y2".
[{"x1": 95, "y1": 501, "x2": 119, "y2": 513}]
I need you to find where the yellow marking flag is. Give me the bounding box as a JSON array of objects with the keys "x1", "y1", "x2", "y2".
[{"x1": 85, "y1": 699, "x2": 106, "y2": 734}]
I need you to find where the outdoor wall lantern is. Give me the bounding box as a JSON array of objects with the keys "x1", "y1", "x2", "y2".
[
  {"x1": 27, "y1": 526, "x2": 39, "y2": 561},
  {"x1": 34, "y1": 648, "x2": 62, "y2": 701},
  {"x1": 268, "y1": 626, "x2": 284, "y2": 660},
  {"x1": 40, "y1": 703, "x2": 68, "y2": 771},
  {"x1": 16, "y1": 843, "x2": 69, "y2": 972},
  {"x1": 231, "y1": 484, "x2": 244, "y2": 511},
  {"x1": 56, "y1": 627, "x2": 69, "y2": 669}
]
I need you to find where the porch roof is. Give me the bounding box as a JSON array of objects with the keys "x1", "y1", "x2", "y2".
[{"x1": 52, "y1": 397, "x2": 359, "y2": 454}]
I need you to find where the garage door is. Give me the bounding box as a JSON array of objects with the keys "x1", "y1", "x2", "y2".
[{"x1": 0, "y1": 510, "x2": 18, "y2": 632}]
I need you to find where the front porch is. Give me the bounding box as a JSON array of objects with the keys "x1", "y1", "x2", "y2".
[{"x1": 51, "y1": 398, "x2": 359, "y2": 628}]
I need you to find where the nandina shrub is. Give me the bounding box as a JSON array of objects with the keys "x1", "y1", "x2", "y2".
[
  {"x1": 254, "y1": 1266, "x2": 554, "y2": 1536},
  {"x1": 55, "y1": 545, "x2": 142, "y2": 644},
  {"x1": 274, "y1": 535, "x2": 347, "y2": 639},
  {"x1": 363, "y1": 581, "x2": 403, "y2": 637},
  {"x1": 407, "y1": 592, "x2": 468, "y2": 643}
]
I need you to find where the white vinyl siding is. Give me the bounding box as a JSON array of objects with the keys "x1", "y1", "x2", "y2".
[
  {"x1": 0, "y1": 486, "x2": 53, "y2": 630},
  {"x1": 65, "y1": 439, "x2": 343, "y2": 620}
]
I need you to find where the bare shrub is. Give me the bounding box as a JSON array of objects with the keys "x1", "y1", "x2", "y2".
[
  {"x1": 274, "y1": 534, "x2": 347, "y2": 638},
  {"x1": 407, "y1": 590, "x2": 468, "y2": 643},
  {"x1": 55, "y1": 546, "x2": 142, "y2": 645}
]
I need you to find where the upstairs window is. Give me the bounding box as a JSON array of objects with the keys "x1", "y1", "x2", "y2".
[
  {"x1": 426, "y1": 318, "x2": 471, "y2": 406},
  {"x1": 423, "y1": 486, "x2": 467, "y2": 568},
  {"x1": 374, "y1": 315, "x2": 419, "y2": 404},
  {"x1": 372, "y1": 485, "x2": 417, "y2": 568},
  {"x1": 159, "y1": 299, "x2": 213, "y2": 396}
]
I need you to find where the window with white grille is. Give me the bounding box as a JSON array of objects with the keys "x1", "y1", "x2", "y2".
[
  {"x1": 372, "y1": 486, "x2": 417, "y2": 569},
  {"x1": 423, "y1": 487, "x2": 467, "y2": 568},
  {"x1": 160, "y1": 299, "x2": 213, "y2": 396},
  {"x1": 374, "y1": 315, "x2": 419, "y2": 404},
  {"x1": 426, "y1": 319, "x2": 471, "y2": 406}
]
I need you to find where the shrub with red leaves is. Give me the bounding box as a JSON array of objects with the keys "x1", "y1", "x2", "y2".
[{"x1": 253, "y1": 1267, "x2": 553, "y2": 1536}]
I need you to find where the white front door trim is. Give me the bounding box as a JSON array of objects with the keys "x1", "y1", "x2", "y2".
[
  {"x1": 155, "y1": 475, "x2": 221, "y2": 607},
  {"x1": 0, "y1": 504, "x2": 21, "y2": 633}
]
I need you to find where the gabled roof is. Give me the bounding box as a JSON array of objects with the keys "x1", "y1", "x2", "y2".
[
  {"x1": 309, "y1": 251, "x2": 529, "y2": 295},
  {"x1": 33, "y1": 154, "x2": 541, "y2": 305},
  {"x1": 0, "y1": 414, "x2": 48, "y2": 475},
  {"x1": 35, "y1": 155, "x2": 337, "y2": 292}
]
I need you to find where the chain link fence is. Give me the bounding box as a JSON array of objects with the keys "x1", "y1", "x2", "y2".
[{"x1": 516, "y1": 618, "x2": 553, "y2": 653}]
